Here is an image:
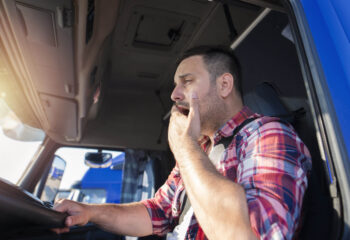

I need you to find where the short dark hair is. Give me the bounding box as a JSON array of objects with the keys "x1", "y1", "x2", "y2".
[{"x1": 177, "y1": 45, "x2": 242, "y2": 97}]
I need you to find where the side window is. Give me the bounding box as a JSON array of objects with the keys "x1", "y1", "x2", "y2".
[
  {"x1": 120, "y1": 150, "x2": 155, "y2": 204},
  {"x1": 0, "y1": 99, "x2": 44, "y2": 185},
  {"x1": 40, "y1": 147, "x2": 124, "y2": 204}
]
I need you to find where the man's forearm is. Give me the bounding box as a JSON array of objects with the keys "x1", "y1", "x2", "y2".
[
  {"x1": 88, "y1": 202, "x2": 153, "y2": 237},
  {"x1": 175, "y1": 139, "x2": 257, "y2": 240}
]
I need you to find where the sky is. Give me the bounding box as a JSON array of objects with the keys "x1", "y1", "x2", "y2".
[
  {"x1": 0, "y1": 129, "x2": 41, "y2": 184},
  {"x1": 0, "y1": 129, "x2": 122, "y2": 190}
]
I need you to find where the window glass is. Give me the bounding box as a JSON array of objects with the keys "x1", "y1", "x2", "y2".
[
  {"x1": 74, "y1": 189, "x2": 107, "y2": 204},
  {"x1": 0, "y1": 99, "x2": 44, "y2": 185},
  {"x1": 48, "y1": 147, "x2": 124, "y2": 204},
  {"x1": 41, "y1": 155, "x2": 66, "y2": 202}
]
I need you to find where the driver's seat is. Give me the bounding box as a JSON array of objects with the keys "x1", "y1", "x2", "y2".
[{"x1": 243, "y1": 82, "x2": 332, "y2": 240}]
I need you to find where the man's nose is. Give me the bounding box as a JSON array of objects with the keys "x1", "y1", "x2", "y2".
[{"x1": 171, "y1": 85, "x2": 184, "y2": 102}]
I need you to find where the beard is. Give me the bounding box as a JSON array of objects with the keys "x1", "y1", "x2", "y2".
[
  {"x1": 199, "y1": 90, "x2": 224, "y2": 136},
  {"x1": 175, "y1": 86, "x2": 224, "y2": 137}
]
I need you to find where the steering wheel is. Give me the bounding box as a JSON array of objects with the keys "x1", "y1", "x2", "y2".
[{"x1": 0, "y1": 177, "x2": 67, "y2": 232}]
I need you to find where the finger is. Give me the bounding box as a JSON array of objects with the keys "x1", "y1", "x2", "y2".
[
  {"x1": 66, "y1": 216, "x2": 73, "y2": 226},
  {"x1": 53, "y1": 199, "x2": 70, "y2": 212},
  {"x1": 189, "y1": 92, "x2": 200, "y2": 120},
  {"x1": 51, "y1": 226, "x2": 70, "y2": 234},
  {"x1": 53, "y1": 200, "x2": 86, "y2": 227},
  {"x1": 66, "y1": 214, "x2": 87, "y2": 227}
]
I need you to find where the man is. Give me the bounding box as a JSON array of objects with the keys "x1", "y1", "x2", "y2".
[{"x1": 54, "y1": 46, "x2": 311, "y2": 239}]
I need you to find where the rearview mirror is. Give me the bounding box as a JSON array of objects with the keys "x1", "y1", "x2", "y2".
[{"x1": 85, "y1": 152, "x2": 113, "y2": 168}]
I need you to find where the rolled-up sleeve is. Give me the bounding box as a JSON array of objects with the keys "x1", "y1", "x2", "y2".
[
  {"x1": 237, "y1": 121, "x2": 312, "y2": 239},
  {"x1": 141, "y1": 166, "x2": 181, "y2": 236}
]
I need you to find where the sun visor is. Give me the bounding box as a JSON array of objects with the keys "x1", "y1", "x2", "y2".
[{"x1": 40, "y1": 94, "x2": 77, "y2": 140}]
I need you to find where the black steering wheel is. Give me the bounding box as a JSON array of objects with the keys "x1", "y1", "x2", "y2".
[{"x1": 0, "y1": 177, "x2": 67, "y2": 233}]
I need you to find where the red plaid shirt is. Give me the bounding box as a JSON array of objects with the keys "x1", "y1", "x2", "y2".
[{"x1": 142, "y1": 106, "x2": 312, "y2": 239}]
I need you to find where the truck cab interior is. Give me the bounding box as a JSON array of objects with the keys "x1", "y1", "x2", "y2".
[{"x1": 0, "y1": 0, "x2": 348, "y2": 239}]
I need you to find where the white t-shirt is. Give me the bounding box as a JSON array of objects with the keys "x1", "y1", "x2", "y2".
[{"x1": 166, "y1": 207, "x2": 194, "y2": 240}]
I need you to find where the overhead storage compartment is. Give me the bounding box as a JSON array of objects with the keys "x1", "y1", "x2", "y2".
[
  {"x1": 40, "y1": 94, "x2": 77, "y2": 139},
  {"x1": 4, "y1": 0, "x2": 75, "y2": 98}
]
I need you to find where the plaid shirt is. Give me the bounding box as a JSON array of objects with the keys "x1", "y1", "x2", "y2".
[{"x1": 142, "y1": 106, "x2": 312, "y2": 239}]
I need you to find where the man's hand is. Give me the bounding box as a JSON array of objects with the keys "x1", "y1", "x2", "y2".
[
  {"x1": 168, "y1": 92, "x2": 201, "y2": 154},
  {"x1": 52, "y1": 199, "x2": 90, "y2": 234},
  {"x1": 52, "y1": 200, "x2": 152, "y2": 236}
]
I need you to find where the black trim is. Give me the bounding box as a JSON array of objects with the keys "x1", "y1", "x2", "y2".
[
  {"x1": 217, "y1": 117, "x2": 259, "y2": 149},
  {"x1": 86, "y1": 0, "x2": 95, "y2": 44},
  {"x1": 222, "y1": 3, "x2": 238, "y2": 41}
]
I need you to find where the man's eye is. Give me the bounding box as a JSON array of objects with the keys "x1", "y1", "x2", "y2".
[{"x1": 184, "y1": 80, "x2": 192, "y2": 85}]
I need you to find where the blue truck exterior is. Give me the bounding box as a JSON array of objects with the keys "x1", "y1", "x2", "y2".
[
  {"x1": 49, "y1": 168, "x2": 64, "y2": 180},
  {"x1": 297, "y1": 1, "x2": 350, "y2": 238},
  {"x1": 299, "y1": 0, "x2": 350, "y2": 160},
  {"x1": 80, "y1": 153, "x2": 125, "y2": 203}
]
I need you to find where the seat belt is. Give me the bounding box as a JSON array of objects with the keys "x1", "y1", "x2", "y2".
[{"x1": 179, "y1": 117, "x2": 258, "y2": 224}]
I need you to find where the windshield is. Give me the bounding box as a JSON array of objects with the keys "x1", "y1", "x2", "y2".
[
  {"x1": 55, "y1": 147, "x2": 122, "y2": 189},
  {"x1": 0, "y1": 99, "x2": 44, "y2": 185},
  {"x1": 52, "y1": 147, "x2": 123, "y2": 204}
]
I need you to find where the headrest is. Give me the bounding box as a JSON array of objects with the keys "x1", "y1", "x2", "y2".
[{"x1": 243, "y1": 82, "x2": 294, "y2": 123}]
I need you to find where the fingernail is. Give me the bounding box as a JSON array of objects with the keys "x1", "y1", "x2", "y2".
[{"x1": 192, "y1": 92, "x2": 198, "y2": 99}]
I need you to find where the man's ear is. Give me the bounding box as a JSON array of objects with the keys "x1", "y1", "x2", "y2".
[{"x1": 217, "y1": 73, "x2": 234, "y2": 98}]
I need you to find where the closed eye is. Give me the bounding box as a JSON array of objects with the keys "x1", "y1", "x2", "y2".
[{"x1": 183, "y1": 79, "x2": 192, "y2": 85}]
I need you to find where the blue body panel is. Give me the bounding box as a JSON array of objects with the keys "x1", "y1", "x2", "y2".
[
  {"x1": 50, "y1": 168, "x2": 64, "y2": 180},
  {"x1": 300, "y1": 0, "x2": 350, "y2": 160},
  {"x1": 81, "y1": 153, "x2": 125, "y2": 203}
]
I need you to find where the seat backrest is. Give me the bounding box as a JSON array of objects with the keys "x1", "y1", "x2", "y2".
[
  {"x1": 243, "y1": 82, "x2": 294, "y2": 123},
  {"x1": 243, "y1": 82, "x2": 332, "y2": 240}
]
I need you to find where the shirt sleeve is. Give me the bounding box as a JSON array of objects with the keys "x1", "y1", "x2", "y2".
[
  {"x1": 237, "y1": 121, "x2": 312, "y2": 240},
  {"x1": 141, "y1": 165, "x2": 181, "y2": 236}
]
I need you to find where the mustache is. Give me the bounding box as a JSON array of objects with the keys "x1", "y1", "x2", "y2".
[{"x1": 174, "y1": 102, "x2": 189, "y2": 109}]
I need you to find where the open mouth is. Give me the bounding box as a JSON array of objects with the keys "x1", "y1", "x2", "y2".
[{"x1": 176, "y1": 105, "x2": 189, "y2": 116}]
